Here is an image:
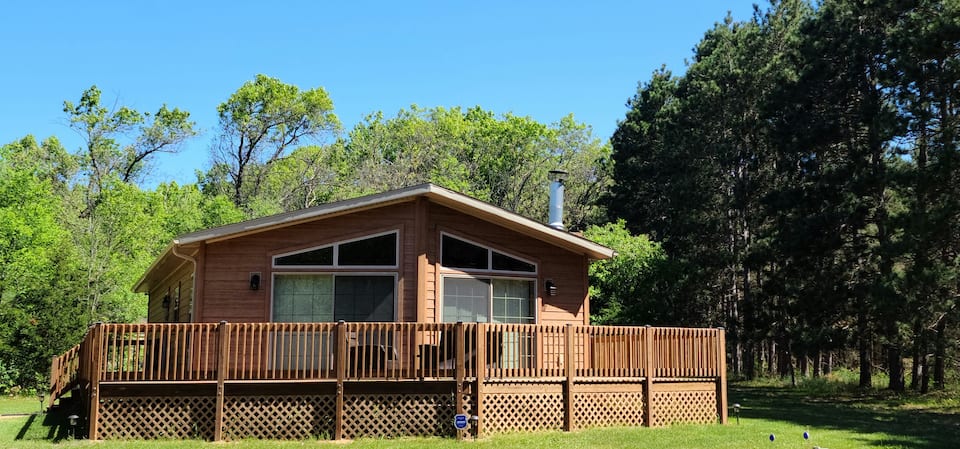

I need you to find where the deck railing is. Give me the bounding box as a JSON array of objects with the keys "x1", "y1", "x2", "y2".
[
  {"x1": 48, "y1": 343, "x2": 82, "y2": 406},
  {"x1": 49, "y1": 321, "x2": 727, "y2": 440},
  {"x1": 51, "y1": 321, "x2": 724, "y2": 390}
]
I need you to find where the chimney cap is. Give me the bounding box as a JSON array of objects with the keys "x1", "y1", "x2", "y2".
[{"x1": 548, "y1": 169, "x2": 568, "y2": 181}]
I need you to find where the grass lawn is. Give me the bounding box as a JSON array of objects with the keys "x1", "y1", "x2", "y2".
[
  {"x1": 0, "y1": 396, "x2": 43, "y2": 416},
  {"x1": 0, "y1": 379, "x2": 956, "y2": 449}
]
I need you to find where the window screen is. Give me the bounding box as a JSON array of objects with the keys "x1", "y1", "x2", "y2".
[
  {"x1": 442, "y1": 277, "x2": 490, "y2": 323},
  {"x1": 333, "y1": 276, "x2": 395, "y2": 321},
  {"x1": 273, "y1": 274, "x2": 394, "y2": 322},
  {"x1": 272, "y1": 274, "x2": 334, "y2": 322}
]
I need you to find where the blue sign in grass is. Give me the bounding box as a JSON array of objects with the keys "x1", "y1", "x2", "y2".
[{"x1": 454, "y1": 414, "x2": 469, "y2": 430}]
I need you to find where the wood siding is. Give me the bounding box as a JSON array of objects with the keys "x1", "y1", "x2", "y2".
[
  {"x1": 172, "y1": 198, "x2": 589, "y2": 327},
  {"x1": 196, "y1": 203, "x2": 418, "y2": 323},
  {"x1": 428, "y1": 204, "x2": 588, "y2": 325},
  {"x1": 147, "y1": 259, "x2": 194, "y2": 323}
]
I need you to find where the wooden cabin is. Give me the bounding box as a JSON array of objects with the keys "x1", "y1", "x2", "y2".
[
  {"x1": 49, "y1": 184, "x2": 728, "y2": 441},
  {"x1": 134, "y1": 183, "x2": 613, "y2": 328}
]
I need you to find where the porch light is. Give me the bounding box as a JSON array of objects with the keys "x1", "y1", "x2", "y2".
[
  {"x1": 249, "y1": 272, "x2": 261, "y2": 291},
  {"x1": 545, "y1": 280, "x2": 558, "y2": 296}
]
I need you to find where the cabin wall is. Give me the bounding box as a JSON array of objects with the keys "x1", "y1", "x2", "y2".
[
  {"x1": 196, "y1": 203, "x2": 418, "y2": 323},
  {"x1": 427, "y1": 204, "x2": 588, "y2": 326},
  {"x1": 147, "y1": 260, "x2": 194, "y2": 323},
  {"x1": 192, "y1": 201, "x2": 589, "y2": 326}
]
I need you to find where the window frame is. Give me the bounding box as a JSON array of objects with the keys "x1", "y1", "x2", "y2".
[
  {"x1": 437, "y1": 232, "x2": 539, "y2": 324},
  {"x1": 272, "y1": 229, "x2": 400, "y2": 270},
  {"x1": 439, "y1": 232, "x2": 538, "y2": 276},
  {"x1": 440, "y1": 274, "x2": 538, "y2": 324},
  {"x1": 270, "y1": 271, "x2": 399, "y2": 323}
]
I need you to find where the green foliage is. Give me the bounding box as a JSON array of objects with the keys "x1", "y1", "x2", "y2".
[
  {"x1": 584, "y1": 221, "x2": 665, "y2": 325},
  {"x1": 64, "y1": 85, "x2": 196, "y2": 192},
  {"x1": 213, "y1": 74, "x2": 340, "y2": 210},
  {"x1": 346, "y1": 106, "x2": 610, "y2": 229},
  {"x1": 608, "y1": 0, "x2": 959, "y2": 389},
  {"x1": 0, "y1": 140, "x2": 87, "y2": 388}
]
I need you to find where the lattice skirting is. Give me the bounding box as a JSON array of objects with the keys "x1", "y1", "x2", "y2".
[
  {"x1": 342, "y1": 392, "x2": 469, "y2": 439},
  {"x1": 482, "y1": 389, "x2": 564, "y2": 434},
  {"x1": 224, "y1": 395, "x2": 336, "y2": 440},
  {"x1": 651, "y1": 382, "x2": 717, "y2": 427},
  {"x1": 574, "y1": 390, "x2": 645, "y2": 429},
  {"x1": 93, "y1": 381, "x2": 720, "y2": 439},
  {"x1": 97, "y1": 396, "x2": 215, "y2": 440}
]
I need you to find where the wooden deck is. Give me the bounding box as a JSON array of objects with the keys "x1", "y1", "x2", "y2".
[{"x1": 50, "y1": 322, "x2": 727, "y2": 440}]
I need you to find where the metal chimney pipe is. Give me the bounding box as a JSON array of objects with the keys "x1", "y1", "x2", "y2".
[{"x1": 548, "y1": 169, "x2": 568, "y2": 230}]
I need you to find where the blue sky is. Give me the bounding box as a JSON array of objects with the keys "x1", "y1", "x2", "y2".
[{"x1": 1, "y1": 1, "x2": 760, "y2": 185}]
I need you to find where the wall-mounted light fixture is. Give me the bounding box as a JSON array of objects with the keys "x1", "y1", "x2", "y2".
[
  {"x1": 545, "y1": 279, "x2": 558, "y2": 296},
  {"x1": 249, "y1": 272, "x2": 261, "y2": 291},
  {"x1": 161, "y1": 294, "x2": 171, "y2": 309}
]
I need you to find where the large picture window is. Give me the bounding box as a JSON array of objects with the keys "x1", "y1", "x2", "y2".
[
  {"x1": 273, "y1": 274, "x2": 395, "y2": 323},
  {"x1": 442, "y1": 277, "x2": 535, "y2": 324},
  {"x1": 272, "y1": 230, "x2": 398, "y2": 323},
  {"x1": 440, "y1": 234, "x2": 537, "y2": 324}
]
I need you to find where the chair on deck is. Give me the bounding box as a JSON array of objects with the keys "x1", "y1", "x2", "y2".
[{"x1": 418, "y1": 329, "x2": 503, "y2": 374}]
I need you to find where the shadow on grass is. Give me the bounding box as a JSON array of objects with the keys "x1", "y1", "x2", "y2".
[
  {"x1": 13, "y1": 401, "x2": 76, "y2": 442},
  {"x1": 731, "y1": 385, "x2": 960, "y2": 449}
]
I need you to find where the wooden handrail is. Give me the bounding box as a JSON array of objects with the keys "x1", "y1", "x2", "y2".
[
  {"x1": 53, "y1": 322, "x2": 725, "y2": 385},
  {"x1": 48, "y1": 343, "x2": 81, "y2": 407}
]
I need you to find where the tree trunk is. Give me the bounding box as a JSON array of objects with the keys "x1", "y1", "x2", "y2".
[
  {"x1": 744, "y1": 340, "x2": 756, "y2": 380},
  {"x1": 910, "y1": 317, "x2": 924, "y2": 390},
  {"x1": 920, "y1": 353, "x2": 930, "y2": 394},
  {"x1": 813, "y1": 349, "x2": 821, "y2": 378},
  {"x1": 933, "y1": 314, "x2": 947, "y2": 390},
  {"x1": 858, "y1": 304, "x2": 872, "y2": 388},
  {"x1": 887, "y1": 345, "x2": 905, "y2": 392},
  {"x1": 768, "y1": 340, "x2": 777, "y2": 376}
]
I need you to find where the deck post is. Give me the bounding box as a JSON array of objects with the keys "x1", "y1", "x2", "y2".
[
  {"x1": 717, "y1": 328, "x2": 728, "y2": 424},
  {"x1": 214, "y1": 321, "x2": 230, "y2": 441},
  {"x1": 643, "y1": 325, "x2": 654, "y2": 427},
  {"x1": 474, "y1": 323, "x2": 485, "y2": 438},
  {"x1": 335, "y1": 320, "x2": 346, "y2": 440},
  {"x1": 564, "y1": 324, "x2": 575, "y2": 431},
  {"x1": 87, "y1": 323, "x2": 103, "y2": 440},
  {"x1": 48, "y1": 355, "x2": 58, "y2": 409},
  {"x1": 455, "y1": 321, "x2": 465, "y2": 440}
]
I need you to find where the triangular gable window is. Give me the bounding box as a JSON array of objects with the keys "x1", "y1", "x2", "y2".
[
  {"x1": 275, "y1": 246, "x2": 333, "y2": 266},
  {"x1": 492, "y1": 251, "x2": 536, "y2": 273},
  {"x1": 441, "y1": 234, "x2": 535, "y2": 273},
  {"x1": 273, "y1": 231, "x2": 398, "y2": 268}
]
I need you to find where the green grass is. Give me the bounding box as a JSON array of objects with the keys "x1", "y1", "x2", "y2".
[
  {"x1": 0, "y1": 395, "x2": 43, "y2": 415},
  {"x1": 0, "y1": 380, "x2": 956, "y2": 449}
]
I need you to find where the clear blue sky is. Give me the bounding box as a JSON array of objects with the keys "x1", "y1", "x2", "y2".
[{"x1": 1, "y1": 1, "x2": 760, "y2": 185}]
